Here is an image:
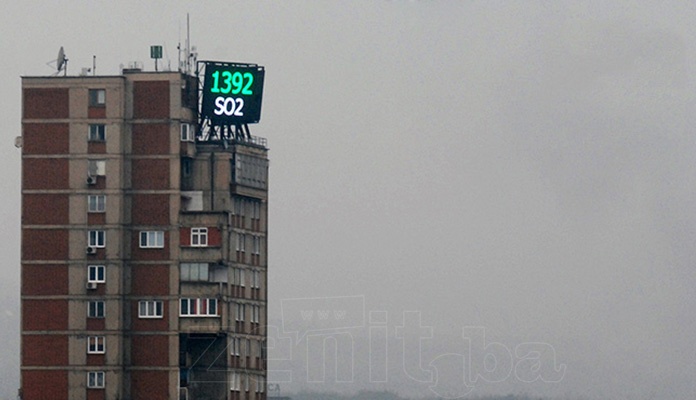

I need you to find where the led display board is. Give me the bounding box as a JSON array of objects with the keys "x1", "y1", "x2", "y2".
[{"x1": 201, "y1": 62, "x2": 265, "y2": 126}]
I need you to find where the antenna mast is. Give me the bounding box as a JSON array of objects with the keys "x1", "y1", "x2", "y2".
[{"x1": 186, "y1": 13, "x2": 190, "y2": 74}]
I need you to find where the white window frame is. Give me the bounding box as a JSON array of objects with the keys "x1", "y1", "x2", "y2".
[
  {"x1": 88, "y1": 124, "x2": 106, "y2": 142},
  {"x1": 239, "y1": 269, "x2": 245, "y2": 287},
  {"x1": 138, "y1": 300, "x2": 163, "y2": 319},
  {"x1": 180, "y1": 123, "x2": 195, "y2": 142},
  {"x1": 235, "y1": 303, "x2": 245, "y2": 322},
  {"x1": 233, "y1": 198, "x2": 244, "y2": 216},
  {"x1": 191, "y1": 227, "x2": 208, "y2": 247},
  {"x1": 252, "y1": 201, "x2": 260, "y2": 220},
  {"x1": 88, "y1": 160, "x2": 106, "y2": 176},
  {"x1": 139, "y1": 231, "x2": 164, "y2": 248},
  {"x1": 252, "y1": 236, "x2": 261, "y2": 255},
  {"x1": 179, "y1": 298, "x2": 218, "y2": 317},
  {"x1": 231, "y1": 337, "x2": 241, "y2": 356},
  {"x1": 87, "y1": 336, "x2": 105, "y2": 354},
  {"x1": 236, "y1": 234, "x2": 245, "y2": 252},
  {"x1": 256, "y1": 375, "x2": 265, "y2": 393},
  {"x1": 87, "y1": 265, "x2": 105, "y2": 283},
  {"x1": 252, "y1": 270, "x2": 260, "y2": 289},
  {"x1": 231, "y1": 372, "x2": 241, "y2": 391},
  {"x1": 87, "y1": 371, "x2": 105, "y2": 389},
  {"x1": 251, "y1": 305, "x2": 260, "y2": 324},
  {"x1": 88, "y1": 230, "x2": 106, "y2": 248},
  {"x1": 87, "y1": 195, "x2": 106, "y2": 213},
  {"x1": 87, "y1": 301, "x2": 105, "y2": 318},
  {"x1": 89, "y1": 89, "x2": 106, "y2": 106}
]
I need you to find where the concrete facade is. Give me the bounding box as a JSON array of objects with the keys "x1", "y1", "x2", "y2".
[{"x1": 21, "y1": 71, "x2": 268, "y2": 400}]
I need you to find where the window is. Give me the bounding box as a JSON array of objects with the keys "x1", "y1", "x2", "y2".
[
  {"x1": 88, "y1": 195, "x2": 106, "y2": 213},
  {"x1": 89, "y1": 89, "x2": 106, "y2": 106},
  {"x1": 87, "y1": 336, "x2": 105, "y2": 354},
  {"x1": 180, "y1": 123, "x2": 195, "y2": 142},
  {"x1": 180, "y1": 263, "x2": 209, "y2": 282},
  {"x1": 251, "y1": 305, "x2": 260, "y2": 324},
  {"x1": 236, "y1": 234, "x2": 245, "y2": 252},
  {"x1": 88, "y1": 301, "x2": 105, "y2": 318},
  {"x1": 181, "y1": 158, "x2": 192, "y2": 178},
  {"x1": 88, "y1": 230, "x2": 105, "y2": 248},
  {"x1": 252, "y1": 201, "x2": 260, "y2": 220},
  {"x1": 233, "y1": 154, "x2": 268, "y2": 189},
  {"x1": 231, "y1": 372, "x2": 241, "y2": 391},
  {"x1": 232, "y1": 268, "x2": 245, "y2": 287},
  {"x1": 88, "y1": 160, "x2": 106, "y2": 176},
  {"x1": 231, "y1": 337, "x2": 241, "y2": 356},
  {"x1": 235, "y1": 303, "x2": 245, "y2": 322},
  {"x1": 139, "y1": 231, "x2": 164, "y2": 248},
  {"x1": 191, "y1": 227, "x2": 208, "y2": 247},
  {"x1": 252, "y1": 271, "x2": 260, "y2": 289},
  {"x1": 139, "y1": 300, "x2": 163, "y2": 318},
  {"x1": 180, "y1": 298, "x2": 218, "y2": 317},
  {"x1": 87, "y1": 265, "x2": 105, "y2": 283},
  {"x1": 256, "y1": 375, "x2": 265, "y2": 393},
  {"x1": 252, "y1": 236, "x2": 261, "y2": 255},
  {"x1": 233, "y1": 198, "x2": 244, "y2": 216},
  {"x1": 87, "y1": 371, "x2": 105, "y2": 389},
  {"x1": 88, "y1": 124, "x2": 105, "y2": 141}
]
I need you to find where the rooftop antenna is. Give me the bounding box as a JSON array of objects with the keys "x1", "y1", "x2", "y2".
[{"x1": 186, "y1": 13, "x2": 191, "y2": 74}]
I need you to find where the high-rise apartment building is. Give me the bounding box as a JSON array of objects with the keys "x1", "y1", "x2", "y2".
[{"x1": 20, "y1": 69, "x2": 268, "y2": 400}]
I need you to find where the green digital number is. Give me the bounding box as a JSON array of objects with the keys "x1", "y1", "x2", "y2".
[
  {"x1": 210, "y1": 69, "x2": 254, "y2": 95},
  {"x1": 210, "y1": 70, "x2": 220, "y2": 93},
  {"x1": 242, "y1": 72, "x2": 253, "y2": 95}
]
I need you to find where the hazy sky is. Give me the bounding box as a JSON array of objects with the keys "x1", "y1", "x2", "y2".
[{"x1": 2, "y1": 1, "x2": 696, "y2": 399}]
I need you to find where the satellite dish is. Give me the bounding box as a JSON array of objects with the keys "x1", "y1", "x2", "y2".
[
  {"x1": 57, "y1": 47, "x2": 66, "y2": 71},
  {"x1": 46, "y1": 46, "x2": 68, "y2": 76}
]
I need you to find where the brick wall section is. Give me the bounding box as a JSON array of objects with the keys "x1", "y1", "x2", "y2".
[
  {"x1": 23, "y1": 123, "x2": 69, "y2": 154},
  {"x1": 131, "y1": 159, "x2": 170, "y2": 190},
  {"x1": 22, "y1": 264, "x2": 68, "y2": 296},
  {"x1": 86, "y1": 354, "x2": 105, "y2": 366},
  {"x1": 180, "y1": 227, "x2": 191, "y2": 246},
  {"x1": 22, "y1": 158, "x2": 69, "y2": 190},
  {"x1": 22, "y1": 300, "x2": 68, "y2": 331},
  {"x1": 133, "y1": 81, "x2": 170, "y2": 119},
  {"x1": 22, "y1": 334, "x2": 68, "y2": 366},
  {"x1": 21, "y1": 370, "x2": 68, "y2": 400},
  {"x1": 131, "y1": 194, "x2": 170, "y2": 225},
  {"x1": 130, "y1": 371, "x2": 169, "y2": 400},
  {"x1": 131, "y1": 265, "x2": 170, "y2": 296},
  {"x1": 88, "y1": 106, "x2": 106, "y2": 119},
  {"x1": 22, "y1": 194, "x2": 69, "y2": 225},
  {"x1": 22, "y1": 229, "x2": 68, "y2": 260},
  {"x1": 86, "y1": 389, "x2": 106, "y2": 400},
  {"x1": 209, "y1": 227, "x2": 222, "y2": 246},
  {"x1": 132, "y1": 123, "x2": 170, "y2": 155},
  {"x1": 131, "y1": 335, "x2": 169, "y2": 366},
  {"x1": 23, "y1": 88, "x2": 69, "y2": 119}
]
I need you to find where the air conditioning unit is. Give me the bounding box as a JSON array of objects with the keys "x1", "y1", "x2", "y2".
[
  {"x1": 87, "y1": 176, "x2": 97, "y2": 185},
  {"x1": 86, "y1": 246, "x2": 97, "y2": 255},
  {"x1": 86, "y1": 281, "x2": 98, "y2": 290}
]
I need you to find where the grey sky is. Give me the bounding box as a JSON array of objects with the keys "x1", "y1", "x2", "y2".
[{"x1": 2, "y1": 1, "x2": 695, "y2": 399}]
